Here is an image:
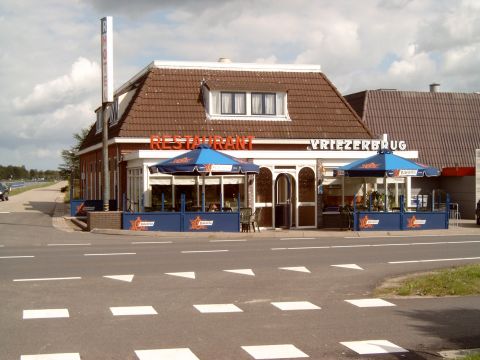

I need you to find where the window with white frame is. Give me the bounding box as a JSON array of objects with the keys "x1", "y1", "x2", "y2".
[
  {"x1": 206, "y1": 90, "x2": 288, "y2": 120},
  {"x1": 252, "y1": 93, "x2": 276, "y2": 115},
  {"x1": 221, "y1": 92, "x2": 246, "y2": 115}
]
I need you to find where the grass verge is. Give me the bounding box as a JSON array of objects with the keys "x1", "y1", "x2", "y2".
[
  {"x1": 464, "y1": 353, "x2": 480, "y2": 360},
  {"x1": 374, "y1": 264, "x2": 480, "y2": 297}
]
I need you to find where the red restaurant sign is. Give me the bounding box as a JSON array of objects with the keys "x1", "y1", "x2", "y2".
[{"x1": 150, "y1": 135, "x2": 254, "y2": 151}]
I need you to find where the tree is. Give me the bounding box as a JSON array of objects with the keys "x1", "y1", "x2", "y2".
[{"x1": 58, "y1": 128, "x2": 90, "y2": 180}]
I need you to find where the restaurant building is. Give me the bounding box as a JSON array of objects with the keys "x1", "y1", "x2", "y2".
[
  {"x1": 345, "y1": 85, "x2": 480, "y2": 219},
  {"x1": 78, "y1": 60, "x2": 419, "y2": 229}
]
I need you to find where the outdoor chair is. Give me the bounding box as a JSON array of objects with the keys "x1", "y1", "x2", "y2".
[
  {"x1": 240, "y1": 207, "x2": 252, "y2": 232},
  {"x1": 250, "y1": 207, "x2": 262, "y2": 232}
]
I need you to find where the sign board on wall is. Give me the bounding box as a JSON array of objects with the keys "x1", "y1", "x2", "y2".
[
  {"x1": 101, "y1": 16, "x2": 113, "y2": 103},
  {"x1": 309, "y1": 139, "x2": 407, "y2": 151}
]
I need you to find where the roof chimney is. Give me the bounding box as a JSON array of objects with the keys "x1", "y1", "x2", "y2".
[
  {"x1": 218, "y1": 57, "x2": 232, "y2": 63},
  {"x1": 429, "y1": 83, "x2": 440, "y2": 93}
]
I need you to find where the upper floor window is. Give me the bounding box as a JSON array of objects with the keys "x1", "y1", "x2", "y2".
[
  {"x1": 205, "y1": 89, "x2": 288, "y2": 121},
  {"x1": 252, "y1": 93, "x2": 276, "y2": 115},
  {"x1": 221, "y1": 92, "x2": 246, "y2": 115}
]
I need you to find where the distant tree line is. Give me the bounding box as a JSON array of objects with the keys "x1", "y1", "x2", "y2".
[{"x1": 0, "y1": 165, "x2": 59, "y2": 181}]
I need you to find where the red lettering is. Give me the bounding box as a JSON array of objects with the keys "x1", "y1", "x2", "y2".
[
  {"x1": 224, "y1": 136, "x2": 235, "y2": 150},
  {"x1": 161, "y1": 135, "x2": 172, "y2": 150},
  {"x1": 247, "y1": 135, "x2": 255, "y2": 150},
  {"x1": 172, "y1": 135, "x2": 182, "y2": 150},
  {"x1": 150, "y1": 134, "x2": 254, "y2": 150},
  {"x1": 213, "y1": 135, "x2": 223, "y2": 150},
  {"x1": 192, "y1": 136, "x2": 200, "y2": 149},
  {"x1": 236, "y1": 136, "x2": 246, "y2": 150},
  {"x1": 150, "y1": 135, "x2": 161, "y2": 150},
  {"x1": 184, "y1": 135, "x2": 192, "y2": 150}
]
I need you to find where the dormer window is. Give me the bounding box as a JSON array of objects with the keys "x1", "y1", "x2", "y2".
[
  {"x1": 221, "y1": 92, "x2": 246, "y2": 115},
  {"x1": 252, "y1": 93, "x2": 276, "y2": 115},
  {"x1": 205, "y1": 88, "x2": 289, "y2": 121}
]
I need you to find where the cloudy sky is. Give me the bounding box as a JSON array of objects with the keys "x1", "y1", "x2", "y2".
[{"x1": 1, "y1": 0, "x2": 479, "y2": 170}]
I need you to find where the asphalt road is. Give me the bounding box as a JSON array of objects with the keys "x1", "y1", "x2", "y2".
[{"x1": 0, "y1": 184, "x2": 479, "y2": 360}]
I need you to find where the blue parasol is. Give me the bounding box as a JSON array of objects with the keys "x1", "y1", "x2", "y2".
[
  {"x1": 149, "y1": 144, "x2": 259, "y2": 175},
  {"x1": 334, "y1": 149, "x2": 440, "y2": 177},
  {"x1": 148, "y1": 144, "x2": 259, "y2": 211}
]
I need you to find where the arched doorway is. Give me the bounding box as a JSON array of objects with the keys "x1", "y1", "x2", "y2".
[{"x1": 274, "y1": 173, "x2": 296, "y2": 228}]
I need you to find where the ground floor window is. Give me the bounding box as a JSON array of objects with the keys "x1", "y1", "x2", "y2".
[{"x1": 149, "y1": 175, "x2": 245, "y2": 211}]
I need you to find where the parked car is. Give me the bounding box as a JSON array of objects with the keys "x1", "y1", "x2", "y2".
[
  {"x1": 0, "y1": 183, "x2": 10, "y2": 201},
  {"x1": 476, "y1": 199, "x2": 480, "y2": 225}
]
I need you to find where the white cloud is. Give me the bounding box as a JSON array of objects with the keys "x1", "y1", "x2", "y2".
[{"x1": 13, "y1": 57, "x2": 100, "y2": 115}]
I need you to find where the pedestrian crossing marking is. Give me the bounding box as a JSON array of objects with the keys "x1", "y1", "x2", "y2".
[
  {"x1": 340, "y1": 340, "x2": 408, "y2": 354},
  {"x1": 20, "y1": 354, "x2": 81, "y2": 360},
  {"x1": 345, "y1": 299, "x2": 396, "y2": 308},
  {"x1": 23, "y1": 309, "x2": 69, "y2": 319},
  {"x1": 110, "y1": 306, "x2": 157, "y2": 316},
  {"x1": 135, "y1": 348, "x2": 200, "y2": 360},
  {"x1": 271, "y1": 301, "x2": 321, "y2": 311},
  {"x1": 194, "y1": 304, "x2": 243, "y2": 313},
  {"x1": 241, "y1": 344, "x2": 309, "y2": 359}
]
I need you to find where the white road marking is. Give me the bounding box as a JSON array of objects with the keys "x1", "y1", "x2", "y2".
[
  {"x1": 210, "y1": 239, "x2": 247, "y2": 242},
  {"x1": 279, "y1": 266, "x2": 311, "y2": 273},
  {"x1": 271, "y1": 301, "x2": 321, "y2": 311},
  {"x1": 272, "y1": 246, "x2": 329, "y2": 250},
  {"x1": 241, "y1": 344, "x2": 309, "y2": 359},
  {"x1": 23, "y1": 309, "x2": 70, "y2": 319},
  {"x1": 273, "y1": 240, "x2": 480, "y2": 251},
  {"x1": 103, "y1": 274, "x2": 134, "y2": 282},
  {"x1": 344, "y1": 235, "x2": 441, "y2": 238},
  {"x1": 193, "y1": 304, "x2": 243, "y2": 313},
  {"x1": 14, "y1": 277, "x2": 82, "y2": 282},
  {"x1": 345, "y1": 299, "x2": 396, "y2": 308},
  {"x1": 280, "y1": 237, "x2": 315, "y2": 241},
  {"x1": 331, "y1": 264, "x2": 364, "y2": 270},
  {"x1": 0, "y1": 211, "x2": 10, "y2": 214},
  {"x1": 181, "y1": 250, "x2": 229, "y2": 253},
  {"x1": 0, "y1": 255, "x2": 34, "y2": 259},
  {"x1": 110, "y1": 306, "x2": 157, "y2": 316},
  {"x1": 131, "y1": 241, "x2": 172, "y2": 244},
  {"x1": 0, "y1": 244, "x2": 4, "y2": 247},
  {"x1": 84, "y1": 252, "x2": 136, "y2": 256},
  {"x1": 223, "y1": 269, "x2": 255, "y2": 276},
  {"x1": 21, "y1": 354, "x2": 81, "y2": 360},
  {"x1": 47, "y1": 243, "x2": 91, "y2": 246},
  {"x1": 165, "y1": 272, "x2": 196, "y2": 279},
  {"x1": 340, "y1": 340, "x2": 408, "y2": 355},
  {"x1": 389, "y1": 256, "x2": 480, "y2": 264},
  {"x1": 135, "y1": 348, "x2": 200, "y2": 360}
]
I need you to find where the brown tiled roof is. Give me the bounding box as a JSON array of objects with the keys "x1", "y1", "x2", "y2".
[
  {"x1": 345, "y1": 90, "x2": 480, "y2": 168},
  {"x1": 80, "y1": 66, "x2": 373, "y2": 150}
]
